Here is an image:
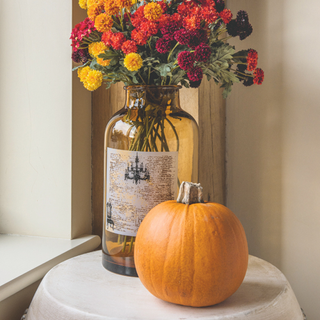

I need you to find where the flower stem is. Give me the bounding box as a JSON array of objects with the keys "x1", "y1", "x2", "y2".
[{"x1": 167, "y1": 42, "x2": 180, "y2": 62}]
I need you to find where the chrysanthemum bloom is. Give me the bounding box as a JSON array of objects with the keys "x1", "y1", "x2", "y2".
[
  {"x1": 87, "y1": 0, "x2": 104, "y2": 7},
  {"x1": 89, "y1": 41, "x2": 108, "y2": 57},
  {"x1": 177, "y1": 2, "x2": 194, "y2": 17},
  {"x1": 187, "y1": 66, "x2": 203, "y2": 81},
  {"x1": 78, "y1": 66, "x2": 91, "y2": 82},
  {"x1": 155, "y1": 38, "x2": 171, "y2": 54},
  {"x1": 239, "y1": 23, "x2": 252, "y2": 40},
  {"x1": 214, "y1": 0, "x2": 225, "y2": 12},
  {"x1": 177, "y1": 51, "x2": 195, "y2": 70},
  {"x1": 201, "y1": 5, "x2": 218, "y2": 24},
  {"x1": 144, "y1": 2, "x2": 162, "y2": 21},
  {"x1": 111, "y1": 32, "x2": 126, "y2": 50},
  {"x1": 104, "y1": 0, "x2": 120, "y2": 15},
  {"x1": 79, "y1": 0, "x2": 87, "y2": 10},
  {"x1": 161, "y1": 21, "x2": 181, "y2": 40},
  {"x1": 247, "y1": 49, "x2": 258, "y2": 71},
  {"x1": 194, "y1": 43, "x2": 211, "y2": 62},
  {"x1": 72, "y1": 49, "x2": 90, "y2": 64},
  {"x1": 84, "y1": 69, "x2": 103, "y2": 91},
  {"x1": 157, "y1": 14, "x2": 170, "y2": 29},
  {"x1": 188, "y1": 29, "x2": 208, "y2": 49},
  {"x1": 140, "y1": 20, "x2": 158, "y2": 37},
  {"x1": 189, "y1": 79, "x2": 202, "y2": 88},
  {"x1": 243, "y1": 76, "x2": 253, "y2": 86},
  {"x1": 219, "y1": 9, "x2": 232, "y2": 24},
  {"x1": 101, "y1": 30, "x2": 114, "y2": 46},
  {"x1": 131, "y1": 6, "x2": 146, "y2": 27},
  {"x1": 124, "y1": 53, "x2": 143, "y2": 71},
  {"x1": 94, "y1": 13, "x2": 113, "y2": 33},
  {"x1": 159, "y1": 2, "x2": 168, "y2": 13},
  {"x1": 131, "y1": 28, "x2": 148, "y2": 46},
  {"x1": 87, "y1": 3, "x2": 104, "y2": 21},
  {"x1": 117, "y1": 0, "x2": 132, "y2": 9},
  {"x1": 253, "y1": 68, "x2": 264, "y2": 85},
  {"x1": 236, "y1": 10, "x2": 249, "y2": 28},
  {"x1": 96, "y1": 57, "x2": 111, "y2": 66},
  {"x1": 183, "y1": 8, "x2": 202, "y2": 31},
  {"x1": 121, "y1": 40, "x2": 138, "y2": 54},
  {"x1": 174, "y1": 28, "x2": 191, "y2": 45}
]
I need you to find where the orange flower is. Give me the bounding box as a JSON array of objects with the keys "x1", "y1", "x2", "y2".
[
  {"x1": 94, "y1": 13, "x2": 113, "y2": 32},
  {"x1": 88, "y1": 41, "x2": 109, "y2": 57},
  {"x1": 117, "y1": 0, "x2": 132, "y2": 9},
  {"x1": 104, "y1": 0, "x2": 120, "y2": 16},
  {"x1": 79, "y1": 0, "x2": 87, "y2": 10},
  {"x1": 97, "y1": 58, "x2": 111, "y2": 66},
  {"x1": 87, "y1": 4, "x2": 104, "y2": 21}
]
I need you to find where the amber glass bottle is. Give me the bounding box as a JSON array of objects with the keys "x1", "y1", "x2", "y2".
[{"x1": 102, "y1": 85, "x2": 198, "y2": 276}]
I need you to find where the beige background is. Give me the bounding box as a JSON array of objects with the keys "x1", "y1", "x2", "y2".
[{"x1": 226, "y1": 1, "x2": 320, "y2": 319}]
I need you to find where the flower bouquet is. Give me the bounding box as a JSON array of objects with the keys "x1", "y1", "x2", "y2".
[
  {"x1": 71, "y1": 0, "x2": 264, "y2": 98},
  {"x1": 70, "y1": 0, "x2": 264, "y2": 277}
]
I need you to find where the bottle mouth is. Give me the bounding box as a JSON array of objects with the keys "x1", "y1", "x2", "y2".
[{"x1": 124, "y1": 85, "x2": 182, "y2": 91}]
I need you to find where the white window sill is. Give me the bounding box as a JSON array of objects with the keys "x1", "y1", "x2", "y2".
[{"x1": 0, "y1": 233, "x2": 101, "y2": 302}]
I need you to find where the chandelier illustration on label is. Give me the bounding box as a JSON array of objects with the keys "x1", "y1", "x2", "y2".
[{"x1": 124, "y1": 153, "x2": 150, "y2": 184}]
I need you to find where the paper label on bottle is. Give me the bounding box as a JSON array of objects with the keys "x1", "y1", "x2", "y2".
[{"x1": 106, "y1": 148, "x2": 178, "y2": 236}]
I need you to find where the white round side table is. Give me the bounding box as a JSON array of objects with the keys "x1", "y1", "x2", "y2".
[{"x1": 26, "y1": 251, "x2": 304, "y2": 320}]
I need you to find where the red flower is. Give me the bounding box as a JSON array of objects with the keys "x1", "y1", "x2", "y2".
[
  {"x1": 177, "y1": 51, "x2": 195, "y2": 70},
  {"x1": 253, "y1": 68, "x2": 264, "y2": 85},
  {"x1": 201, "y1": 5, "x2": 218, "y2": 23},
  {"x1": 101, "y1": 30, "x2": 114, "y2": 46},
  {"x1": 174, "y1": 28, "x2": 191, "y2": 45},
  {"x1": 131, "y1": 28, "x2": 149, "y2": 46},
  {"x1": 177, "y1": 2, "x2": 194, "y2": 17},
  {"x1": 131, "y1": 5, "x2": 147, "y2": 27},
  {"x1": 247, "y1": 49, "x2": 258, "y2": 71},
  {"x1": 219, "y1": 9, "x2": 232, "y2": 24},
  {"x1": 140, "y1": 20, "x2": 158, "y2": 37},
  {"x1": 187, "y1": 66, "x2": 203, "y2": 81},
  {"x1": 111, "y1": 32, "x2": 126, "y2": 50},
  {"x1": 183, "y1": 8, "x2": 202, "y2": 31},
  {"x1": 157, "y1": 14, "x2": 171, "y2": 29},
  {"x1": 159, "y1": 2, "x2": 168, "y2": 13},
  {"x1": 121, "y1": 40, "x2": 137, "y2": 54}
]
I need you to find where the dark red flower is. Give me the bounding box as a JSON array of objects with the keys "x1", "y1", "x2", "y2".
[
  {"x1": 253, "y1": 68, "x2": 264, "y2": 85},
  {"x1": 187, "y1": 66, "x2": 203, "y2": 81},
  {"x1": 70, "y1": 18, "x2": 96, "y2": 51},
  {"x1": 174, "y1": 29, "x2": 191, "y2": 45},
  {"x1": 226, "y1": 19, "x2": 238, "y2": 37},
  {"x1": 189, "y1": 79, "x2": 202, "y2": 88},
  {"x1": 155, "y1": 38, "x2": 172, "y2": 54},
  {"x1": 194, "y1": 43, "x2": 211, "y2": 62},
  {"x1": 177, "y1": 51, "x2": 195, "y2": 70},
  {"x1": 214, "y1": 0, "x2": 225, "y2": 12},
  {"x1": 188, "y1": 29, "x2": 208, "y2": 49}
]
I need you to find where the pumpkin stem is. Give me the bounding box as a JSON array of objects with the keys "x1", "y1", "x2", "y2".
[{"x1": 176, "y1": 181, "x2": 204, "y2": 204}]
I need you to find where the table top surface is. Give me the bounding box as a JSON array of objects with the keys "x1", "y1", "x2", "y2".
[{"x1": 27, "y1": 250, "x2": 303, "y2": 320}]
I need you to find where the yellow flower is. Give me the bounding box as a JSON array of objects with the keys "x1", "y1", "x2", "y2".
[
  {"x1": 83, "y1": 70, "x2": 103, "y2": 91},
  {"x1": 144, "y1": 2, "x2": 162, "y2": 21},
  {"x1": 78, "y1": 66, "x2": 91, "y2": 82},
  {"x1": 104, "y1": 0, "x2": 120, "y2": 15},
  {"x1": 94, "y1": 13, "x2": 114, "y2": 32},
  {"x1": 124, "y1": 53, "x2": 143, "y2": 71},
  {"x1": 87, "y1": 0, "x2": 104, "y2": 7},
  {"x1": 131, "y1": 0, "x2": 137, "y2": 4},
  {"x1": 97, "y1": 58, "x2": 111, "y2": 66},
  {"x1": 88, "y1": 42, "x2": 108, "y2": 57},
  {"x1": 79, "y1": 0, "x2": 87, "y2": 9}
]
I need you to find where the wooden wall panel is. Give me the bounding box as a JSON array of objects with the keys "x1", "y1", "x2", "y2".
[
  {"x1": 91, "y1": 82, "x2": 226, "y2": 237},
  {"x1": 198, "y1": 81, "x2": 226, "y2": 204}
]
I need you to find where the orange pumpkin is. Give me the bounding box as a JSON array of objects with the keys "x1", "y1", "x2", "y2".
[{"x1": 134, "y1": 181, "x2": 248, "y2": 307}]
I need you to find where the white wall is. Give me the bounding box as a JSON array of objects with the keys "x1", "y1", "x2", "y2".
[
  {"x1": 0, "y1": 0, "x2": 92, "y2": 239},
  {"x1": 227, "y1": 1, "x2": 320, "y2": 318}
]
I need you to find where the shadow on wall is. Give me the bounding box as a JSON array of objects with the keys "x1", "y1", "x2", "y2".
[{"x1": 226, "y1": 0, "x2": 285, "y2": 269}]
